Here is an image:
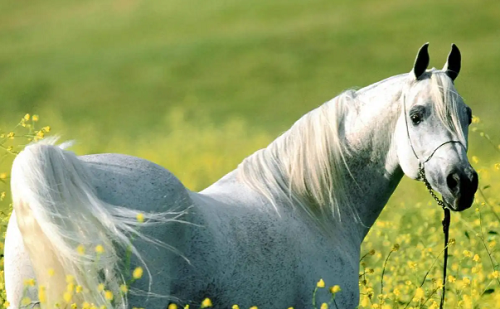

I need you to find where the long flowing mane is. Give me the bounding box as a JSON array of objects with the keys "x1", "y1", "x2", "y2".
[
  {"x1": 237, "y1": 90, "x2": 358, "y2": 221},
  {"x1": 236, "y1": 70, "x2": 466, "y2": 222}
]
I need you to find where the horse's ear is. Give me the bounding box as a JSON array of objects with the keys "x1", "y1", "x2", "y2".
[
  {"x1": 412, "y1": 43, "x2": 430, "y2": 80},
  {"x1": 443, "y1": 43, "x2": 461, "y2": 81}
]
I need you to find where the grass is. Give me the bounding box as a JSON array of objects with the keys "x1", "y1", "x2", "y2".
[{"x1": 1, "y1": 0, "x2": 500, "y2": 307}]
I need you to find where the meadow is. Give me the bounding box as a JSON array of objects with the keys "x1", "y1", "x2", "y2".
[{"x1": 1, "y1": 0, "x2": 500, "y2": 308}]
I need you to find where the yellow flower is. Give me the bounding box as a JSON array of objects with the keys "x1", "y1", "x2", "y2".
[
  {"x1": 133, "y1": 267, "x2": 143, "y2": 279},
  {"x1": 66, "y1": 275, "x2": 75, "y2": 283},
  {"x1": 472, "y1": 156, "x2": 479, "y2": 164},
  {"x1": 104, "y1": 290, "x2": 113, "y2": 301},
  {"x1": 317, "y1": 279, "x2": 325, "y2": 288},
  {"x1": 33, "y1": 115, "x2": 39, "y2": 122},
  {"x1": 7, "y1": 132, "x2": 14, "y2": 139},
  {"x1": 414, "y1": 287, "x2": 425, "y2": 300},
  {"x1": 463, "y1": 250, "x2": 472, "y2": 258},
  {"x1": 120, "y1": 284, "x2": 128, "y2": 293},
  {"x1": 48, "y1": 268, "x2": 55, "y2": 277},
  {"x1": 463, "y1": 277, "x2": 471, "y2": 287},
  {"x1": 491, "y1": 271, "x2": 500, "y2": 279},
  {"x1": 201, "y1": 298, "x2": 212, "y2": 308},
  {"x1": 97, "y1": 283, "x2": 105, "y2": 291},
  {"x1": 23, "y1": 278, "x2": 36, "y2": 287},
  {"x1": 329, "y1": 285, "x2": 341, "y2": 294},
  {"x1": 473, "y1": 254, "x2": 480, "y2": 262},
  {"x1": 136, "y1": 213, "x2": 145, "y2": 223},
  {"x1": 249, "y1": 307, "x2": 258, "y2": 309},
  {"x1": 3, "y1": 301, "x2": 10, "y2": 308},
  {"x1": 39, "y1": 285, "x2": 47, "y2": 304},
  {"x1": 82, "y1": 302, "x2": 90, "y2": 309},
  {"x1": 42, "y1": 126, "x2": 51, "y2": 133},
  {"x1": 184, "y1": 306, "x2": 189, "y2": 309},
  {"x1": 71, "y1": 304, "x2": 78, "y2": 309},
  {"x1": 77, "y1": 244, "x2": 85, "y2": 255},
  {"x1": 95, "y1": 245, "x2": 104, "y2": 254},
  {"x1": 0, "y1": 173, "x2": 7, "y2": 180},
  {"x1": 76, "y1": 285, "x2": 83, "y2": 293},
  {"x1": 232, "y1": 306, "x2": 240, "y2": 309},
  {"x1": 320, "y1": 303, "x2": 328, "y2": 309},
  {"x1": 168, "y1": 304, "x2": 178, "y2": 309},
  {"x1": 448, "y1": 275, "x2": 456, "y2": 283},
  {"x1": 63, "y1": 292, "x2": 72, "y2": 303},
  {"x1": 24, "y1": 114, "x2": 30, "y2": 121},
  {"x1": 67, "y1": 283, "x2": 75, "y2": 292},
  {"x1": 471, "y1": 115, "x2": 480, "y2": 124}
]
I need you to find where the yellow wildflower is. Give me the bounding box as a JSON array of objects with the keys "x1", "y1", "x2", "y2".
[
  {"x1": 95, "y1": 245, "x2": 104, "y2": 254},
  {"x1": 71, "y1": 304, "x2": 78, "y2": 309},
  {"x1": 33, "y1": 115, "x2": 39, "y2": 122},
  {"x1": 104, "y1": 290, "x2": 113, "y2": 301},
  {"x1": 136, "y1": 213, "x2": 145, "y2": 223},
  {"x1": 168, "y1": 304, "x2": 178, "y2": 309},
  {"x1": 249, "y1": 307, "x2": 258, "y2": 309},
  {"x1": 463, "y1": 250, "x2": 472, "y2": 258},
  {"x1": 23, "y1": 278, "x2": 36, "y2": 287},
  {"x1": 97, "y1": 283, "x2": 105, "y2": 292},
  {"x1": 232, "y1": 306, "x2": 240, "y2": 309},
  {"x1": 120, "y1": 284, "x2": 128, "y2": 293},
  {"x1": 3, "y1": 301, "x2": 10, "y2": 308},
  {"x1": 320, "y1": 303, "x2": 328, "y2": 309},
  {"x1": 133, "y1": 267, "x2": 143, "y2": 279},
  {"x1": 63, "y1": 292, "x2": 72, "y2": 303},
  {"x1": 414, "y1": 287, "x2": 425, "y2": 301},
  {"x1": 448, "y1": 275, "x2": 456, "y2": 283},
  {"x1": 317, "y1": 279, "x2": 325, "y2": 288},
  {"x1": 24, "y1": 114, "x2": 30, "y2": 121},
  {"x1": 201, "y1": 298, "x2": 212, "y2": 308},
  {"x1": 492, "y1": 271, "x2": 500, "y2": 279},
  {"x1": 76, "y1": 285, "x2": 83, "y2": 293},
  {"x1": 330, "y1": 285, "x2": 341, "y2": 294},
  {"x1": 473, "y1": 254, "x2": 480, "y2": 262},
  {"x1": 77, "y1": 244, "x2": 85, "y2": 255},
  {"x1": 39, "y1": 285, "x2": 47, "y2": 304}
]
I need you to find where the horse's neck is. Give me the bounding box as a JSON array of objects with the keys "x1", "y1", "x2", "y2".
[{"x1": 342, "y1": 76, "x2": 407, "y2": 239}]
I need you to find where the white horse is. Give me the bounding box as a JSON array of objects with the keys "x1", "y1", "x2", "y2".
[{"x1": 5, "y1": 43, "x2": 478, "y2": 309}]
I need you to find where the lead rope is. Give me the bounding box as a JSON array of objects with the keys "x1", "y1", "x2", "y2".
[
  {"x1": 418, "y1": 164, "x2": 450, "y2": 309},
  {"x1": 402, "y1": 90, "x2": 455, "y2": 309}
]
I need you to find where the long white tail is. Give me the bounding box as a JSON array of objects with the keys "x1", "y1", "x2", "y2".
[{"x1": 11, "y1": 138, "x2": 179, "y2": 308}]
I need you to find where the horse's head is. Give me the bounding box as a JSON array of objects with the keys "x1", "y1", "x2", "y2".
[{"x1": 395, "y1": 43, "x2": 478, "y2": 212}]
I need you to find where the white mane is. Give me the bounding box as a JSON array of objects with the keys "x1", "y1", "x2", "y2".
[
  {"x1": 237, "y1": 70, "x2": 466, "y2": 222},
  {"x1": 237, "y1": 90, "x2": 358, "y2": 221}
]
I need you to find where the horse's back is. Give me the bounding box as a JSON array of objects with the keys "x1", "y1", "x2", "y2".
[{"x1": 81, "y1": 153, "x2": 192, "y2": 213}]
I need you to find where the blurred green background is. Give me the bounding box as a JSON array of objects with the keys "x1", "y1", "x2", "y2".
[{"x1": 1, "y1": 0, "x2": 499, "y2": 196}]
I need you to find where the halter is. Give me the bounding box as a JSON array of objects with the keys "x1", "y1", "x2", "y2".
[{"x1": 403, "y1": 90, "x2": 466, "y2": 309}]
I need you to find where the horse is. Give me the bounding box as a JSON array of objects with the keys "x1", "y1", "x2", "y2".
[{"x1": 5, "y1": 43, "x2": 478, "y2": 309}]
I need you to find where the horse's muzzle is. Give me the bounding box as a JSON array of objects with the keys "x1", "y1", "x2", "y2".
[{"x1": 445, "y1": 167, "x2": 478, "y2": 211}]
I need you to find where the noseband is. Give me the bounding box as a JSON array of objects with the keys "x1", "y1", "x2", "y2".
[{"x1": 403, "y1": 92, "x2": 466, "y2": 309}]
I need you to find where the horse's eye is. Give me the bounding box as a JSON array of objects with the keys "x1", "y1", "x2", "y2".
[{"x1": 410, "y1": 113, "x2": 422, "y2": 125}]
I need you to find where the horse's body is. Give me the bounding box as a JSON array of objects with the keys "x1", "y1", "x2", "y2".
[{"x1": 5, "y1": 44, "x2": 477, "y2": 309}]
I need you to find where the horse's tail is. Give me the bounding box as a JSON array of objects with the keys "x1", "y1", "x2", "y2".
[{"x1": 11, "y1": 138, "x2": 177, "y2": 308}]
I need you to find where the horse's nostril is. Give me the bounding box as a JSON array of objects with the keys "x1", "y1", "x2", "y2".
[{"x1": 446, "y1": 173, "x2": 460, "y2": 193}]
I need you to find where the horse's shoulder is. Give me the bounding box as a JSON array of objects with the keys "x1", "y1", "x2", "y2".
[{"x1": 79, "y1": 153, "x2": 192, "y2": 212}]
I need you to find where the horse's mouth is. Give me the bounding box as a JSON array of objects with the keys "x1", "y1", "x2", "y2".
[{"x1": 445, "y1": 190, "x2": 476, "y2": 212}]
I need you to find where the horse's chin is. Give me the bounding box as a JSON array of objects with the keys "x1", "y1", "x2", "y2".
[{"x1": 444, "y1": 194, "x2": 474, "y2": 212}]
